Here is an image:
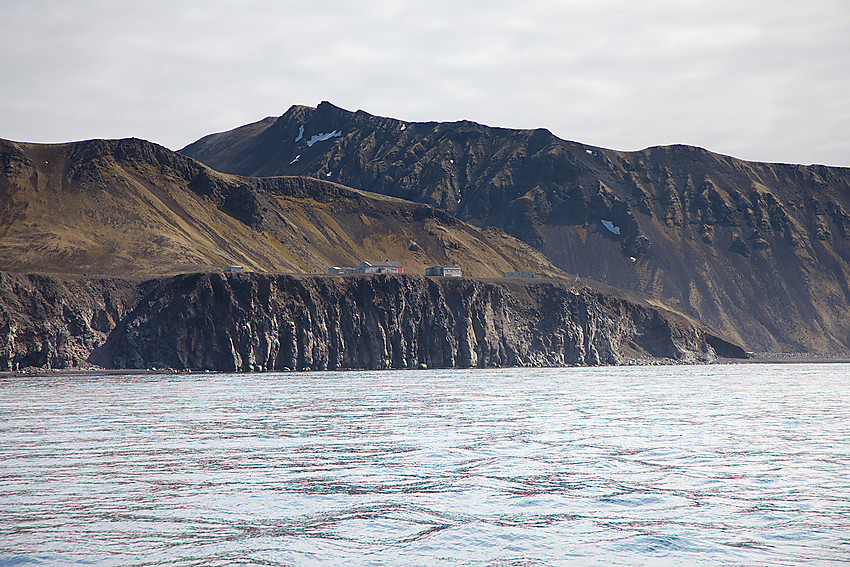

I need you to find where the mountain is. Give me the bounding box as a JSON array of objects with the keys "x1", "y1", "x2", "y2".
[
  {"x1": 181, "y1": 102, "x2": 850, "y2": 353},
  {"x1": 0, "y1": 135, "x2": 749, "y2": 371},
  {"x1": 0, "y1": 137, "x2": 560, "y2": 278}
]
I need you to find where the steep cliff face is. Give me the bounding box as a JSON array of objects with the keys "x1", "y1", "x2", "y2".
[
  {"x1": 0, "y1": 272, "x2": 146, "y2": 369},
  {"x1": 181, "y1": 102, "x2": 850, "y2": 353},
  {"x1": 0, "y1": 272, "x2": 744, "y2": 372}
]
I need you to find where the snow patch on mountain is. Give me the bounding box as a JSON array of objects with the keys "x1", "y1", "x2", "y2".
[
  {"x1": 307, "y1": 130, "x2": 342, "y2": 147},
  {"x1": 601, "y1": 220, "x2": 621, "y2": 235}
]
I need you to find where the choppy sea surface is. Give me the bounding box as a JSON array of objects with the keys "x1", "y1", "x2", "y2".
[{"x1": 1, "y1": 364, "x2": 848, "y2": 566}]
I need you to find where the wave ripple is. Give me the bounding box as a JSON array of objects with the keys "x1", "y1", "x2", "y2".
[{"x1": 1, "y1": 364, "x2": 849, "y2": 566}]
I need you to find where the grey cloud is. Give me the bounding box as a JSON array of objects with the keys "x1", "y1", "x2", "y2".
[{"x1": 0, "y1": 0, "x2": 847, "y2": 165}]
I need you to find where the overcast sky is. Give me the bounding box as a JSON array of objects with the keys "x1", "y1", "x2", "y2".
[{"x1": 2, "y1": 0, "x2": 848, "y2": 166}]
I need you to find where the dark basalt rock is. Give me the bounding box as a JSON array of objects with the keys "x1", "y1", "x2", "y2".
[
  {"x1": 0, "y1": 272, "x2": 146, "y2": 370},
  {"x1": 0, "y1": 271, "x2": 744, "y2": 372},
  {"x1": 730, "y1": 237, "x2": 751, "y2": 257}
]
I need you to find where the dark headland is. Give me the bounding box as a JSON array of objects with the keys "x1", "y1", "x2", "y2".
[{"x1": 0, "y1": 271, "x2": 745, "y2": 373}]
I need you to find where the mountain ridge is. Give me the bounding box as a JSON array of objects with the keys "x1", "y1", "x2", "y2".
[{"x1": 0, "y1": 136, "x2": 560, "y2": 279}]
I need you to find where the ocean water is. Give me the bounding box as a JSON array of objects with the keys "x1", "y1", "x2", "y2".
[{"x1": 1, "y1": 364, "x2": 848, "y2": 566}]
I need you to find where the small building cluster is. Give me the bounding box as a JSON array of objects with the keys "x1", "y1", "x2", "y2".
[
  {"x1": 222, "y1": 260, "x2": 539, "y2": 280},
  {"x1": 328, "y1": 262, "x2": 464, "y2": 277},
  {"x1": 328, "y1": 261, "x2": 403, "y2": 275}
]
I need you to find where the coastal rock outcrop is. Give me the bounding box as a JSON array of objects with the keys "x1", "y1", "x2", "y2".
[
  {"x1": 0, "y1": 271, "x2": 745, "y2": 372},
  {"x1": 0, "y1": 272, "x2": 145, "y2": 370}
]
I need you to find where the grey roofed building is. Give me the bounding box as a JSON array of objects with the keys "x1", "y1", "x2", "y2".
[
  {"x1": 328, "y1": 266, "x2": 355, "y2": 274},
  {"x1": 354, "y1": 261, "x2": 403, "y2": 274},
  {"x1": 425, "y1": 265, "x2": 462, "y2": 277}
]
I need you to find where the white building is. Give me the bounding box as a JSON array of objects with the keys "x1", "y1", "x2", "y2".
[
  {"x1": 354, "y1": 261, "x2": 403, "y2": 274},
  {"x1": 503, "y1": 271, "x2": 539, "y2": 279},
  {"x1": 425, "y1": 265, "x2": 462, "y2": 277},
  {"x1": 224, "y1": 265, "x2": 244, "y2": 273}
]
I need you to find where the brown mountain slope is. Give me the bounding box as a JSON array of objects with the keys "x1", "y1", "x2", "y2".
[
  {"x1": 181, "y1": 102, "x2": 850, "y2": 353},
  {"x1": 0, "y1": 137, "x2": 560, "y2": 278}
]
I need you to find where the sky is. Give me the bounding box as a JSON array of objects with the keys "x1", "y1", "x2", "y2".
[{"x1": 2, "y1": 0, "x2": 848, "y2": 166}]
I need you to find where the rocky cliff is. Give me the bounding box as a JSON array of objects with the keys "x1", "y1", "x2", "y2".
[
  {"x1": 0, "y1": 272, "x2": 146, "y2": 369},
  {"x1": 0, "y1": 271, "x2": 745, "y2": 372},
  {"x1": 181, "y1": 102, "x2": 850, "y2": 353}
]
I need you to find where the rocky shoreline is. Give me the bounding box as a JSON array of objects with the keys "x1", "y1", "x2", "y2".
[{"x1": 0, "y1": 271, "x2": 746, "y2": 373}]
